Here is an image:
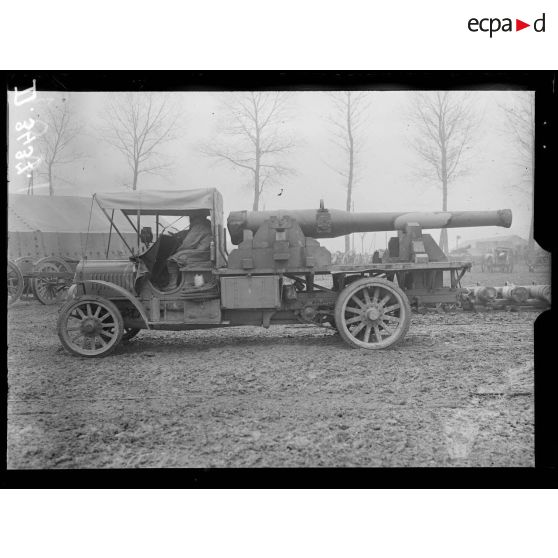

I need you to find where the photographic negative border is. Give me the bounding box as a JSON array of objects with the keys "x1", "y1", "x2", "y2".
[{"x1": 1, "y1": 71, "x2": 556, "y2": 487}]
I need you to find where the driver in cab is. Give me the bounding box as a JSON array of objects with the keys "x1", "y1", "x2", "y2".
[{"x1": 164, "y1": 210, "x2": 212, "y2": 290}]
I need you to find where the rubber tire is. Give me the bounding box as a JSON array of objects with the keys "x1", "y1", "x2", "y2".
[
  {"x1": 57, "y1": 295, "x2": 124, "y2": 358},
  {"x1": 334, "y1": 277, "x2": 411, "y2": 350}
]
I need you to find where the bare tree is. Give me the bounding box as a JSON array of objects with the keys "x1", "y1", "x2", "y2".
[
  {"x1": 326, "y1": 92, "x2": 370, "y2": 252},
  {"x1": 100, "y1": 93, "x2": 181, "y2": 190},
  {"x1": 499, "y1": 92, "x2": 535, "y2": 249},
  {"x1": 201, "y1": 92, "x2": 294, "y2": 211},
  {"x1": 407, "y1": 92, "x2": 477, "y2": 253},
  {"x1": 36, "y1": 95, "x2": 83, "y2": 195}
]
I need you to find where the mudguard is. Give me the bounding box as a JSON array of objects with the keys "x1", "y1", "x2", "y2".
[{"x1": 78, "y1": 279, "x2": 151, "y2": 329}]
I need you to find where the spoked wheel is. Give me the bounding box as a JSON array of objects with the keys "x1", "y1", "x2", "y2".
[
  {"x1": 122, "y1": 328, "x2": 141, "y2": 342},
  {"x1": 32, "y1": 257, "x2": 73, "y2": 305},
  {"x1": 14, "y1": 256, "x2": 36, "y2": 298},
  {"x1": 57, "y1": 296, "x2": 124, "y2": 357},
  {"x1": 334, "y1": 277, "x2": 411, "y2": 349},
  {"x1": 8, "y1": 260, "x2": 24, "y2": 306}
]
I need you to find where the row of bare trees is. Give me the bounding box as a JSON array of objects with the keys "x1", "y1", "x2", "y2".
[
  {"x1": 200, "y1": 92, "x2": 294, "y2": 211},
  {"x1": 407, "y1": 91, "x2": 535, "y2": 251},
  {"x1": 29, "y1": 93, "x2": 182, "y2": 195},
  {"x1": 499, "y1": 93, "x2": 535, "y2": 250},
  {"x1": 408, "y1": 92, "x2": 477, "y2": 253},
  {"x1": 30, "y1": 90, "x2": 535, "y2": 249},
  {"x1": 35, "y1": 97, "x2": 83, "y2": 195}
]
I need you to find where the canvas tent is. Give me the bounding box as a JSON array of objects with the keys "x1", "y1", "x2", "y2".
[{"x1": 8, "y1": 194, "x2": 137, "y2": 261}]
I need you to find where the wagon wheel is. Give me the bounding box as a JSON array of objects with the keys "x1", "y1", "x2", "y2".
[
  {"x1": 14, "y1": 256, "x2": 36, "y2": 297},
  {"x1": 334, "y1": 277, "x2": 411, "y2": 349},
  {"x1": 8, "y1": 261, "x2": 24, "y2": 306},
  {"x1": 32, "y1": 257, "x2": 73, "y2": 305},
  {"x1": 122, "y1": 328, "x2": 141, "y2": 342},
  {"x1": 35, "y1": 256, "x2": 72, "y2": 270},
  {"x1": 57, "y1": 296, "x2": 124, "y2": 357}
]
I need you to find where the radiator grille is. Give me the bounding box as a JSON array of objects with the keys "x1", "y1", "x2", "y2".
[{"x1": 89, "y1": 272, "x2": 135, "y2": 292}]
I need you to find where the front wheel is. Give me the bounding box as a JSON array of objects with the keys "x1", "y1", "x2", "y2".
[
  {"x1": 334, "y1": 277, "x2": 411, "y2": 349},
  {"x1": 32, "y1": 257, "x2": 73, "y2": 305},
  {"x1": 57, "y1": 296, "x2": 124, "y2": 357}
]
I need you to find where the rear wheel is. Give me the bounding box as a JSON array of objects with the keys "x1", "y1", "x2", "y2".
[
  {"x1": 8, "y1": 261, "x2": 24, "y2": 306},
  {"x1": 57, "y1": 296, "x2": 124, "y2": 357},
  {"x1": 334, "y1": 277, "x2": 411, "y2": 349}
]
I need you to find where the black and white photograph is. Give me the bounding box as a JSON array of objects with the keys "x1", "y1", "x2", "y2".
[{"x1": 5, "y1": 75, "x2": 552, "y2": 470}]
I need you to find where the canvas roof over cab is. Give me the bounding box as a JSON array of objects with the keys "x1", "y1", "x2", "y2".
[
  {"x1": 93, "y1": 187, "x2": 227, "y2": 267},
  {"x1": 94, "y1": 188, "x2": 223, "y2": 216}
]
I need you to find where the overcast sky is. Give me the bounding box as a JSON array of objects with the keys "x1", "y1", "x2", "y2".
[{"x1": 8, "y1": 89, "x2": 534, "y2": 252}]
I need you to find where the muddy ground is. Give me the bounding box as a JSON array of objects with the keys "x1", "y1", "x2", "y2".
[{"x1": 7, "y1": 263, "x2": 549, "y2": 468}]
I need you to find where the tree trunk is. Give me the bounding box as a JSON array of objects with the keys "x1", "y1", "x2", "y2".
[
  {"x1": 528, "y1": 138, "x2": 535, "y2": 250},
  {"x1": 439, "y1": 179, "x2": 448, "y2": 254},
  {"x1": 439, "y1": 116, "x2": 449, "y2": 254},
  {"x1": 48, "y1": 164, "x2": 54, "y2": 196},
  {"x1": 253, "y1": 149, "x2": 261, "y2": 211},
  {"x1": 253, "y1": 168, "x2": 260, "y2": 211},
  {"x1": 345, "y1": 93, "x2": 354, "y2": 253},
  {"x1": 253, "y1": 108, "x2": 261, "y2": 211},
  {"x1": 132, "y1": 161, "x2": 139, "y2": 191}
]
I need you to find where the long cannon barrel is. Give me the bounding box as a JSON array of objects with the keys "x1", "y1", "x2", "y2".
[{"x1": 227, "y1": 207, "x2": 512, "y2": 245}]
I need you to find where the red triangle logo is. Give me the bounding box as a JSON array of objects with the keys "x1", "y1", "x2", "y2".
[{"x1": 516, "y1": 19, "x2": 530, "y2": 31}]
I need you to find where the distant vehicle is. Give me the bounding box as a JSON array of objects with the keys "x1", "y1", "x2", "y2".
[{"x1": 481, "y1": 247, "x2": 514, "y2": 273}]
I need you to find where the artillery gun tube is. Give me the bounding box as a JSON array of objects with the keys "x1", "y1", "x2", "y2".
[
  {"x1": 469, "y1": 286, "x2": 498, "y2": 302},
  {"x1": 227, "y1": 208, "x2": 512, "y2": 245},
  {"x1": 496, "y1": 285, "x2": 529, "y2": 303},
  {"x1": 526, "y1": 285, "x2": 551, "y2": 303}
]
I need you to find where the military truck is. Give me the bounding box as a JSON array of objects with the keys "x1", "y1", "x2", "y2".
[{"x1": 56, "y1": 188, "x2": 512, "y2": 357}]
